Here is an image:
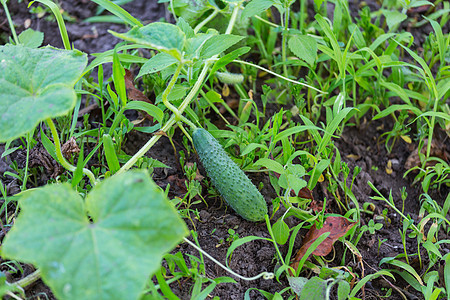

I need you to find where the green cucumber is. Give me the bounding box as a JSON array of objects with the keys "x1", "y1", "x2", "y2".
[{"x1": 192, "y1": 128, "x2": 267, "y2": 221}]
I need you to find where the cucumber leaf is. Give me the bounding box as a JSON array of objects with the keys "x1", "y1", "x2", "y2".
[
  {"x1": 0, "y1": 45, "x2": 87, "y2": 143},
  {"x1": 1, "y1": 170, "x2": 188, "y2": 300}
]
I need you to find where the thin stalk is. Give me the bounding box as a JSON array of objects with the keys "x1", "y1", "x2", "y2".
[
  {"x1": 426, "y1": 107, "x2": 437, "y2": 159},
  {"x1": 233, "y1": 59, "x2": 327, "y2": 94},
  {"x1": 265, "y1": 214, "x2": 286, "y2": 264},
  {"x1": 14, "y1": 269, "x2": 41, "y2": 288},
  {"x1": 281, "y1": 2, "x2": 290, "y2": 77},
  {"x1": 299, "y1": 0, "x2": 305, "y2": 32},
  {"x1": 254, "y1": 15, "x2": 278, "y2": 28},
  {"x1": 225, "y1": 2, "x2": 240, "y2": 35},
  {"x1": 45, "y1": 118, "x2": 97, "y2": 186},
  {"x1": 21, "y1": 131, "x2": 32, "y2": 191},
  {"x1": 183, "y1": 237, "x2": 274, "y2": 281},
  {"x1": 162, "y1": 63, "x2": 184, "y2": 121},
  {"x1": 194, "y1": 9, "x2": 219, "y2": 33},
  {"x1": 1, "y1": 0, "x2": 19, "y2": 44},
  {"x1": 178, "y1": 122, "x2": 194, "y2": 145},
  {"x1": 5, "y1": 292, "x2": 23, "y2": 300}
]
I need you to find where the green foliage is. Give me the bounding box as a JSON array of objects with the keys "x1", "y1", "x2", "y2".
[
  {"x1": 1, "y1": 0, "x2": 449, "y2": 298},
  {"x1": 2, "y1": 170, "x2": 188, "y2": 300},
  {"x1": 0, "y1": 45, "x2": 87, "y2": 142}
]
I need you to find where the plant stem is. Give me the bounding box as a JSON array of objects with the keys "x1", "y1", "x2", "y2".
[
  {"x1": 232, "y1": 59, "x2": 327, "y2": 94},
  {"x1": 162, "y1": 63, "x2": 183, "y2": 120},
  {"x1": 1, "y1": 0, "x2": 19, "y2": 45},
  {"x1": 254, "y1": 15, "x2": 278, "y2": 28},
  {"x1": 194, "y1": 8, "x2": 219, "y2": 33},
  {"x1": 281, "y1": 2, "x2": 290, "y2": 78},
  {"x1": 299, "y1": 0, "x2": 305, "y2": 32},
  {"x1": 21, "y1": 131, "x2": 32, "y2": 191},
  {"x1": 13, "y1": 269, "x2": 41, "y2": 288},
  {"x1": 183, "y1": 237, "x2": 274, "y2": 281},
  {"x1": 226, "y1": 2, "x2": 241, "y2": 35},
  {"x1": 264, "y1": 214, "x2": 286, "y2": 264},
  {"x1": 45, "y1": 118, "x2": 97, "y2": 186}
]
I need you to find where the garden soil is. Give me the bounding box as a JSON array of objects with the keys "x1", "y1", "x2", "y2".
[{"x1": 0, "y1": 1, "x2": 449, "y2": 299}]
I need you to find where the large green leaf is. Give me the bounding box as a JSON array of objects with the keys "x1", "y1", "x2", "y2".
[
  {"x1": 2, "y1": 170, "x2": 188, "y2": 300},
  {"x1": 0, "y1": 45, "x2": 87, "y2": 142},
  {"x1": 110, "y1": 23, "x2": 185, "y2": 60}
]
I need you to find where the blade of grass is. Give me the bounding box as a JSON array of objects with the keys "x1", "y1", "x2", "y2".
[
  {"x1": 30, "y1": 0, "x2": 70, "y2": 50},
  {"x1": 102, "y1": 134, "x2": 120, "y2": 174},
  {"x1": 90, "y1": 0, "x2": 142, "y2": 27}
]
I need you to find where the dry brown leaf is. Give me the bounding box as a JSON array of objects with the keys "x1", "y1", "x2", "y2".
[
  {"x1": 385, "y1": 159, "x2": 393, "y2": 175},
  {"x1": 405, "y1": 139, "x2": 449, "y2": 170},
  {"x1": 290, "y1": 216, "x2": 356, "y2": 273},
  {"x1": 297, "y1": 187, "x2": 314, "y2": 200},
  {"x1": 124, "y1": 69, "x2": 152, "y2": 104}
]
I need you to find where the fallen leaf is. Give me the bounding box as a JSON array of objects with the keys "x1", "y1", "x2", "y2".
[
  {"x1": 400, "y1": 135, "x2": 412, "y2": 144},
  {"x1": 222, "y1": 84, "x2": 230, "y2": 97},
  {"x1": 407, "y1": 5, "x2": 431, "y2": 14},
  {"x1": 385, "y1": 160, "x2": 393, "y2": 175},
  {"x1": 124, "y1": 69, "x2": 152, "y2": 104},
  {"x1": 346, "y1": 154, "x2": 360, "y2": 160},
  {"x1": 291, "y1": 216, "x2": 356, "y2": 273},
  {"x1": 405, "y1": 139, "x2": 449, "y2": 170},
  {"x1": 298, "y1": 187, "x2": 314, "y2": 200},
  {"x1": 309, "y1": 200, "x2": 323, "y2": 213}
]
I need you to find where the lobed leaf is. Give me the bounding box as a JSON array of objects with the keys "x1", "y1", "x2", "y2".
[
  {"x1": 0, "y1": 45, "x2": 87, "y2": 143},
  {"x1": 1, "y1": 170, "x2": 188, "y2": 300}
]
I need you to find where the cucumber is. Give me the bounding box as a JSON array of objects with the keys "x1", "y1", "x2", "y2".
[{"x1": 192, "y1": 128, "x2": 268, "y2": 221}]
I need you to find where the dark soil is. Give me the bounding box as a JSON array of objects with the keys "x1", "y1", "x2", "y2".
[{"x1": 1, "y1": 1, "x2": 449, "y2": 300}]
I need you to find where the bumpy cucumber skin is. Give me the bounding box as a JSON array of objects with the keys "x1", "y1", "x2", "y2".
[{"x1": 193, "y1": 128, "x2": 268, "y2": 221}]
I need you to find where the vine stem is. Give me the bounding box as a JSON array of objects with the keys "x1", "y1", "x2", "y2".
[
  {"x1": 116, "y1": 3, "x2": 242, "y2": 174},
  {"x1": 14, "y1": 269, "x2": 41, "y2": 288},
  {"x1": 183, "y1": 237, "x2": 274, "y2": 281},
  {"x1": 264, "y1": 214, "x2": 285, "y2": 264},
  {"x1": 226, "y1": 2, "x2": 240, "y2": 35},
  {"x1": 281, "y1": 2, "x2": 290, "y2": 77},
  {"x1": 21, "y1": 132, "x2": 32, "y2": 191},
  {"x1": 232, "y1": 59, "x2": 327, "y2": 94},
  {"x1": 162, "y1": 63, "x2": 184, "y2": 121},
  {"x1": 1, "y1": 0, "x2": 19, "y2": 45},
  {"x1": 45, "y1": 118, "x2": 97, "y2": 186},
  {"x1": 194, "y1": 8, "x2": 219, "y2": 34}
]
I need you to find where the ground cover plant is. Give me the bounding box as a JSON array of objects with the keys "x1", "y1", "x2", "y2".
[{"x1": 0, "y1": 0, "x2": 449, "y2": 299}]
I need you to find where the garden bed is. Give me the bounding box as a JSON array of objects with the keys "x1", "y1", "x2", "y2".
[{"x1": 0, "y1": 0, "x2": 449, "y2": 299}]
